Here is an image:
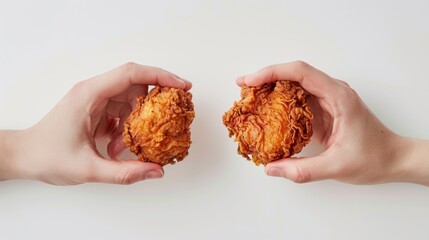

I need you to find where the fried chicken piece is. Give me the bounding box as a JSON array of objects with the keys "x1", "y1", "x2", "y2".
[
  {"x1": 123, "y1": 86, "x2": 195, "y2": 166},
  {"x1": 222, "y1": 80, "x2": 313, "y2": 166}
]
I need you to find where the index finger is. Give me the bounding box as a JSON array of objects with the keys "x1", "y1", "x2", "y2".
[
  {"x1": 243, "y1": 61, "x2": 340, "y2": 99},
  {"x1": 88, "y1": 62, "x2": 191, "y2": 99}
]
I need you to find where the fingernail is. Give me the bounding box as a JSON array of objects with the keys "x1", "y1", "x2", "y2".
[
  {"x1": 238, "y1": 74, "x2": 248, "y2": 80},
  {"x1": 244, "y1": 76, "x2": 256, "y2": 86},
  {"x1": 175, "y1": 78, "x2": 186, "y2": 88},
  {"x1": 144, "y1": 170, "x2": 164, "y2": 180},
  {"x1": 184, "y1": 79, "x2": 192, "y2": 88},
  {"x1": 243, "y1": 76, "x2": 250, "y2": 84},
  {"x1": 266, "y1": 167, "x2": 285, "y2": 178},
  {"x1": 177, "y1": 76, "x2": 187, "y2": 82}
]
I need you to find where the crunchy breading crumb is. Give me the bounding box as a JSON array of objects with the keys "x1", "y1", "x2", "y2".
[
  {"x1": 123, "y1": 86, "x2": 195, "y2": 166},
  {"x1": 223, "y1": 81, "x2": 313, "y2": 166}
]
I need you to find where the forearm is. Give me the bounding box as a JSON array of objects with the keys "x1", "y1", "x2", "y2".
[
  {"x1": 0, "y1": 130, "x2": 22, "y2": 180},
  {"x1": 394, "y1": 137, "x2": 429, "y2": 186}
]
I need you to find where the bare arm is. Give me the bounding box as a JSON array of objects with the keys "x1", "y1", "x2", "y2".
[
  {"x1": 396, "y1": 138, "x2": 429, "y2": 186},
  {"x1": 0, "y1": 130, "x2": 20, "y2": 181}
]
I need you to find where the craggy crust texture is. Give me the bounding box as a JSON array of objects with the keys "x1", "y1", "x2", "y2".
[
  {"x1": 123, "y1": 86, "x2": 195, "y2": 166},
  {"x1": 222, "y1": 80, "x2": 313, "y2": 166}
]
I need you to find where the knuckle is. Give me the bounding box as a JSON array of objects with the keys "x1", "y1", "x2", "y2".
[
  {"x1": 348, "y1": 88, "x2": 360, "y2": 101},
  {"x1": 81, "y1": 162, "x2": 97, "y2": 183},
  {"x1": 290, "y1": 166, "x2": 312, "y2": 184},
  {"x1": 336, "y1": 82, "x2": 359, "y2": 102},
  {"x1": 120, "y1": 62, "x2": 142, "y2": 84},
  {"x1": 333, "y1": 161, "x2": 357, "y2": 181},
  {"x1": 65, "y1": 80, "x2": 90, "y2": 110},
  {"x1": 294, "y1": 60, "x2": 311, "y2": 70},
  {"x1": 120, "y1": 62, "x2": 138, "y2": 80},
  {"x1": 152, "y1": 66, "x2": 163, "y2": 72},
  {"x1": 334, "y1": 79, "x2": 357, "y2": 101},
  {"x1": 265, "y1": 64, "x2": 278, "y2": 71},
  {"x1": 293, "y1": 60, "x2": 312, "y2": 81},
  {"x1": 157, "y1": 68, "x2": 169, "y2": 81},
  {"x1": 259, "y1": 64, "x2": 279, "y2": 81},
  {"x1": 258, "y1": 64, "x2": 276, "y2": 74},
  {"x1": 69, "y1": 80, "x2": 87, "y2": 95},
  {"x1": 121, "y1": 62, "x2": 137, "y2": 73},
  {"x1": 83, "y1": 170, "x2": 96, "y2": 183},
  {"x1": 117, "y1": 173, "x2": 133, "y2": 185},
  {"x1": 337, "y1": 79, "x2": 351, "y2": 87},
  {"x1": 115, "y1": 168, "x2": 139, "y2": 185}
]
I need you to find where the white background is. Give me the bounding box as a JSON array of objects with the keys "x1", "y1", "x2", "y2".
[{"x1": 1, "y1": 1, "x2": 429, "y2": 239}]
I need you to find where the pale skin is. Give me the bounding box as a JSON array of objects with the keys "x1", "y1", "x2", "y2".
[
  {"x1": 237, "y1": 61, "x2": 429, "y2": 186},
  {"x1": 1, "y1": 61, "x2": 428, "y2": 186},
  {"x1": 0, "y1": 62, "x2": 192, "y2": 185}
]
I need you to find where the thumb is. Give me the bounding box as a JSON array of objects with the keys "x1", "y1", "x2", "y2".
[
  {"x1": 265, "y1": 155, "x2": 334, "y2": 183},
  {"x1": 91, "y1": 157, "x2": 164, "y2": 184}
]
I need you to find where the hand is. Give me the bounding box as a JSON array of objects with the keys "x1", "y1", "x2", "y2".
[
  {"x1": 1, "y1": 63, "x2": 191, "y2": 185},
  {"x1": 237, "y1": 61, "x2": 412, "y2": 185}
]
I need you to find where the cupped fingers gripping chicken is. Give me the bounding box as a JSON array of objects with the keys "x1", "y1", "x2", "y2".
[{"x1": 223, "y1": 80, "x2": 313, "y2": 166}]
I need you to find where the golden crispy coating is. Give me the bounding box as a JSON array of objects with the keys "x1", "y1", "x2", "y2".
[
  {"x1": 223, "y1": 81, "x2": 313, "y2": 166},
  {"x1": 123, "y1": 86, "x2": 195, "y2": 166}
]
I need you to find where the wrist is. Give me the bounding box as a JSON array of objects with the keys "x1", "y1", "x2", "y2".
[
  {"x1": 0, "y1": 130, "x2": 26, "y2": 181},
  {"x1": 390, "y1": 136, "x2": 429, "y2": 186}
]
